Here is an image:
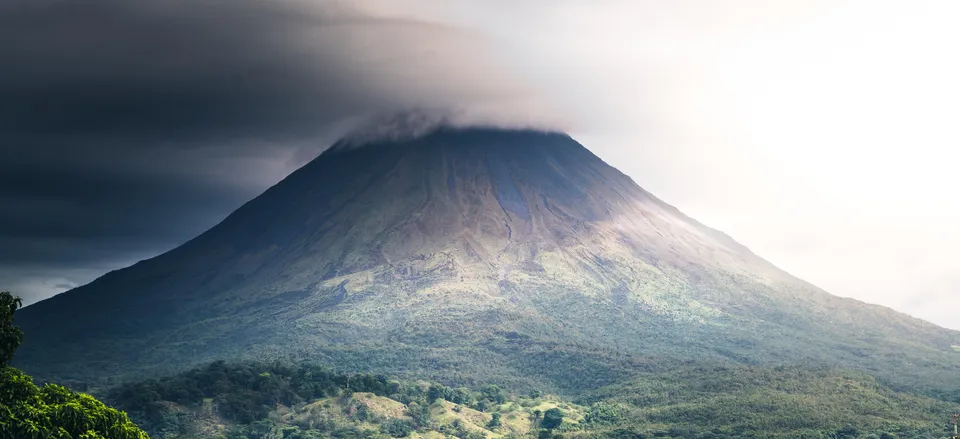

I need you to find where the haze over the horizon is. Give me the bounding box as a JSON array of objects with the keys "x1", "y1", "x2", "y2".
[{"x1": 1, "y1": 0, "x2": 957, "y2": 329}]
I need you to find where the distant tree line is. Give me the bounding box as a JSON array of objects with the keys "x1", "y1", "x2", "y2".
[
  {"x1": 107, "y1": 361, "x2": 400, "y2": 426},
  {"x1": 106, "y1": 359, "x2": 545, "y2": 439}
]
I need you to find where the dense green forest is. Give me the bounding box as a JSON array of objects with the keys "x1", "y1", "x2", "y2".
[{"x1": 101, "y1": 359, "x2": 957, "y2": 439}]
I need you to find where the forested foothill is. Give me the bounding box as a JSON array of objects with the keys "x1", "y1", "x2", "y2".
[{"x1": 103, "y1": 359, "x2": 956, "y2": 439}]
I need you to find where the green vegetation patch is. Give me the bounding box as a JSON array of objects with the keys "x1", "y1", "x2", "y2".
[
  {"x1": 101, "y1": 359, "x2": 597, "y2": 439},
  {"x1": 98, "y1": 358, "x2": 960, "y2": 439},
  {"x1": 579, "y1": 364, "x2": 957, "y2": 439},
  {"x1": 0, "y1": 291, "x2": 150, "y2": 439}
]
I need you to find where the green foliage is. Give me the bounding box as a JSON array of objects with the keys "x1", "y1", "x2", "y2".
[
  {"x1": 107, "y1": 360, "x2": 396, "y2": 428},
  {"x1": 444, "y1": 420, "x2": 485, "y2": 439},
  {"x1": 584, "y1": 401, "x2": 625, "y2": 426},
  {"x1": 541, "y1": 408, "x2": 563, "y2": 430},
  {"x1": 0, "y1": 291, "x2": 23, "y2": 367},
  {"x1": 380, "y1": 419, "x2": 412, "y2": 438},
  {"x1": 104, "y1": 359, "x2": 584, "y2": 439},
  {"x1": 406, "y1": 402, "x2": 429, "y2": 429},
  {"x1": 224, "y1": 420, "x2": 276, "y2": 439},
  {"x1": 0, "y1": 291, "x2": 150, "y2": 439},
  {"x1": 537, "y1": 429, "x2": 558, "y2": 439},
  {"x1": 99, "y1": 357, "x2": 960, "y2": 439},
  {"x1": 451, "y1": 387, "x2": 473, "y2": 406},
  {"x1": 581, "y1": 363, "x2": 957, "y2": 439},
  {"x1": 0, "y1": 369, "x2": 149, "y2": 439},
  {"x1": 427, "y1": 384, "x2": 447, "y2": 404},
  {"x1": 488, "y1": 412, "x2": 501, "y2": 429},
  {"x1": 110, "y1": 360, "x2": 552, "y2": 438},
  {"x1": 424, "y1": 383, "x2": 479, "y2": 407},
  {"x1": 480, "y1": 384, "x2": 507, "y2": 405}
]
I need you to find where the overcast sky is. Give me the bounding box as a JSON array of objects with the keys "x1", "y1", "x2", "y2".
[{"x1": 2, "y1": 0, "x2": 958, "y2": 330}]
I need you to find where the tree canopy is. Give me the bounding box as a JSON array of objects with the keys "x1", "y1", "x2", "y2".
[
  {"x1": 541, "y1": 408, "x2": 564, "y2": 430},
  {"x1": 0, "y1": 291, "x2": 23, "y2": 367},
  {"x1": 0, "y1": 291, "x2": 150, "y2": 439}
]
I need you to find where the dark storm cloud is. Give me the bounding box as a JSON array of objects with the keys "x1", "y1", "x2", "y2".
[
  {"x1": 0, "y1": 165, "x2": 248, "y2": 264},
  {"x1": 0, "y1": 0, "x2": 546, "y2": 304},
  {"x1": 0, "y1": 0, "x2": 531, "y2": 142}
]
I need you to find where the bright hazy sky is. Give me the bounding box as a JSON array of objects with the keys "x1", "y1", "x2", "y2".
[{"x1": 404, "y1": 0, "x2": 960, "y2": 329}]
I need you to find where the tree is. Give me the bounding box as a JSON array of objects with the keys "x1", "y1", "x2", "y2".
[
  {"x1": 480, "y1": 384, "x2": 506, "y2": 404},
  {"x1": 0, "y1": 291, "x2": 150, "y2": 439},
  {"x1": 427, "y1": 384, "x2": 448, "y2": 403},
  {"x1": 381, "y1": 419, "x2": 413, "y2": 438},
  {"x1": 488, "y1": 413, "x2": 502, "y2": 429},
  {"x1": 407, "y1": 402, "x2": 430, "y2": 429},
  {"x1": 450, "y1": 387, "x2": 473, "y2": 405},
  {"x1": 1, "y1": 361, "x2": 152, "y2": 439},
  {"x1": 584, "y1": 402, "x2": 624, "y2": 425},
  {"x1": 541, "y1": 408, "x2": 563, "y2": 430},
  {"x1": 0, "y1": 291, "x2": 23, "y2": 367},
  {"x1": 837, "y1": 426, "x2": 859, "y2": 439}
]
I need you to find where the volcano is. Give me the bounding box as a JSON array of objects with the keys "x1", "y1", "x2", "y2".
[{"x1": 13, "y1": 128, "x2": 960, "y2": 394}]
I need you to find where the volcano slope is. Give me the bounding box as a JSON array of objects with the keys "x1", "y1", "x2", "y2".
[{"x1": 13, "y1": 128, "x2": 960, "y2": 398}]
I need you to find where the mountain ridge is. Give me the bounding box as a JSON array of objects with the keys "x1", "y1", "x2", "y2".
[{"x1": 13, "y1": 127, "x2": 960, "y2": 400}]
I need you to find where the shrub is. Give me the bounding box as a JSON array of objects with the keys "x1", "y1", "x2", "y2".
[
  {"x1": 542, "y1": 408, "x2": 563, "y2": 430},
  {"x1": 381, "y1": 419, "x2": 413, "y2": 438}
]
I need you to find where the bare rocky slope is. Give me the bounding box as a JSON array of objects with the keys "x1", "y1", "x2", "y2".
[{"x1": 14, "y1": 128, "x2": 960, "y2": 398}]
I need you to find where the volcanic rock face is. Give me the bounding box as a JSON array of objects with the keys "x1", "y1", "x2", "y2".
[{"x1": 14, "y1": 128, "x2": 960, "y2": 393}]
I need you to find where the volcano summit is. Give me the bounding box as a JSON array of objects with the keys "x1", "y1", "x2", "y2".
[{"x1": 13, "y1": 128, "x2": 960, "y2": 395}]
